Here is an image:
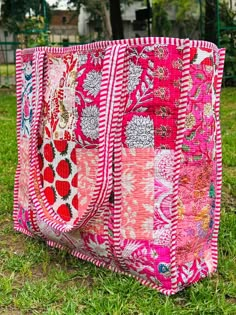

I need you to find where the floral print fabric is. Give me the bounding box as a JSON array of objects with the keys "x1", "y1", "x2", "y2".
[
  {"x1": 14, "y1": 40, "x2": 224, "y2": 294},
  {"x1": 176, "y1": 46, "x2": 220, "y2": 283},
  {"x1": 121, "y1": 147, "x2": 155, "y2": 240},
  {"x1": 21, "y1": 57, "x2": 33, "y2": 137}
]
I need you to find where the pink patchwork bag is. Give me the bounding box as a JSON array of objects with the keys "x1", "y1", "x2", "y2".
[{"x1": 14, "y1": 37, "x2": 225, "y2": 295}]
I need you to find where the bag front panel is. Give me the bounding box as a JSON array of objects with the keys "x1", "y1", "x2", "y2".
[{"x1": 118, "y1": 43, "x2": 184, "y2": 289}]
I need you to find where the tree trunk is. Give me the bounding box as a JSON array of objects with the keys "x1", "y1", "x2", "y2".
[
  {"x1": 109, "y1": 0, "x2": 124, "y2": 40},
  {"x1": 204, "y1": 0, "x2": 217, "y2": 44},
  {"x1": 101, "y1": 0, "x2": 112, "y2": 39}
]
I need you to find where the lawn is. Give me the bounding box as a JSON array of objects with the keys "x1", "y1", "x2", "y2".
[
  {"x1": 0, "y1": 88, "x2": 235, "y2": 315},
  {"x1": 0, "y1": 64, "x2": 16, "y2": 76},
  {"x1": 0, "y1": 65, "x2": 16, "y2": 87}
]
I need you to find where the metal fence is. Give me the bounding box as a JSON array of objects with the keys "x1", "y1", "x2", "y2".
[
  {"x1": 0, "y1": 39, "x2": 82, "y2": 88},
  {"x1": 0, "y1": 41, "x2": 19, "y2": 87}
]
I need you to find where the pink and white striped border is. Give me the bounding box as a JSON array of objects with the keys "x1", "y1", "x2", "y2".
[
  {"x1": 169, "y1": 39, "x2": 191, "y2": 294},
  {"x1": 21, "y1": 37, "x2": 221, "y2": 58},
  {"x1": 107, "y1": 47, "x2": 130, "y2": 271},
  {"x1": 13, "y1": 49, "x2": 35, "y2": 236},
  {"x1": 23, "y1": 37, "x2": 184, "y2": 55},
  {"x1": 28, "y1": 51, "x2": 48, "y2": 236},
  {"x1": 211, "y1": 48, "x2": 226, "y2": 272},
  {"x1": 13, "y1": 50, "x2": 23, "y2": 231}
]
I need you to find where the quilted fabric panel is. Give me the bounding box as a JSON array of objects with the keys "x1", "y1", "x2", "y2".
[
  {"x1": 120, "y1": 147, "x2": 155, "y2": 240},
  {"x1": 74, "y1": 49, "x2": 105, "y2": 148},
  {"x1": 20, "y1": 55, "x2": 33, "y2": 138},
  {"x1": 176, "y1": 46, "x2": 219, "y2": 279},
  {"x1": 40, "y1": 52, "x2": 78, "y2": 142},
  {"x1": 122, "y1": 44, "x2": 183, "y2": 150}
]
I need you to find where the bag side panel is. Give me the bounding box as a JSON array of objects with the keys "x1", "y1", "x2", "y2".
[
  {"x1": 175, "y1": 46, "x2": 225, "y2": 290},
  {"x1": 13, "y1": 49, "x2": 35, "y2": 235}
]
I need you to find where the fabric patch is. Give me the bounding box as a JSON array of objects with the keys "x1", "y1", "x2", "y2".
[
  {"x1": 125, "y1": 45, "x2": 154, "y2": 113},
  {"x1": 175, "y1": 46, "x2": 217, "y2": 268},
  {"x1": 21, "y1": 60, "x2": 33, "y2": 137},
  {"x1": 82, "y1": 233, "x2": 109, "y2": 261},
  {"x1": 153, "y1": 44, "x2": 183, "y2": 150},
  {"x1": 39, "y1": 138, "x2": 78, "y2": 224},
  {"x1": 177, "y1": 258, "x2": 209, "y2": 289},
  {"x1": 18, "y1": 137, "x2": 30, "y2": 209},
  {"x1": 41, "y1": 52, "x2": 78, "y2": 141},
  {"x1": 122, "y1": 113, "x2": 154, "y2": 148},
  {"x1": 75, "y1": 49, "x2": 105, "y2": 148},
  {"x1": 176, "y1": 162, "x2": 215, "y2": 264},
  {"x1": 121, "y1": 239, "x2": 172, "y2": 288},
  {"x1": 76, "y1": 148, "x2": 99, "y2": 223},
  {"x1": 154, "y1": 149, "x2": 174, "y2": 246},
  {"x1": 17, "y1": 205, "x2": 31, "y2": 232},
  {"x1": 121, "y1": 147, "x2": 154, "y2": 240}
]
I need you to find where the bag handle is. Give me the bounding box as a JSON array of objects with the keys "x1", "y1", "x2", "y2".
[{"x1": 29, "y1": 45, "x2": 129, "y2": 232}]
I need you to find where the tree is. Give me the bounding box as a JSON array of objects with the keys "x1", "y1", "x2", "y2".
[
  {"x1": 152, "y1": 0, "x2": 199, "y2": 38},
  {"x1": 204, "y1": 0, "x2": 217, "y2": 44},
  {"x1": 67, "y1": 0, "x2": 126, "y2": 40},
  {"x1": 1, "y1": 0, "x2": 51, "y2": 34},
  {"x1": 1, "y1": 0, "x2": 51, "y2": 47},
  {"x1": 109, "y1": 0, "x2": 124, "y2": 39},
  {"x1": 152, "y1": 1, "x2": 171, "y2": 36}
]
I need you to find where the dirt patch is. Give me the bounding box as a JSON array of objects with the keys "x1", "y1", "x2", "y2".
[{"x1": 0, "y1": 308, "x2": 22, "y2": 315}]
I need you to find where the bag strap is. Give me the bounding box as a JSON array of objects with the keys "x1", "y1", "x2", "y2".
[{"x1": 29, "y1": 44, "x2": 129, "y2": 232}]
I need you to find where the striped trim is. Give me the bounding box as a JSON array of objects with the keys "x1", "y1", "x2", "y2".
[
  {"x1": 190, "y1": 39, "x2": 218, "y2": 51},
  {"x1": 169, "y1": 39, "x2": 191, "y2": 294},
  {"x1": 14, "y1": 226, "x2": 34, "y2": 237},
  {"x1": 13, "y1": 50, "x2": 23, "y2": 230},
  {"x1": 23, "y1": 37, "x2": 185, "y2": 55},
  {"x1": 41, "y1": 237, "x2": 176, "y2": 295},
  {"x1": 107, "y1": 47, "x2": 129, "y2": 270},
  {"x1": 21, "y1": 37, "x2": 221, "y2": 56},
  {"x1": 28, "y1": 51, "x2": 46, "y2": 236},
  {"x1": 211, "y1": 48, "x2": 226, "y2": 272}
]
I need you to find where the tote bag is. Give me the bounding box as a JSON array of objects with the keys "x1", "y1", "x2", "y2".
[{"x1": 14, "y1": 37, "x2": 225, "y2": 295}]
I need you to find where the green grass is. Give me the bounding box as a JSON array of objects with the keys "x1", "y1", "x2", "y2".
[
  {"x1": 0, "y1": 64, "x2": 16, "y2": 76},
  {"x1": 0, "y1": 88, "x2": 235, "y2": 315}
]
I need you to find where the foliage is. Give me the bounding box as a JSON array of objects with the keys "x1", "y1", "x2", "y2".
[
  {"x1": 1, "y1": 0, "x2": 51, "y2": 47},
  {"x1": 219, "y1": 1, "x2": 236, "y2": 82},
  {"x1": 152, "y1": 0, "x2": 199, "y2": 38},
  {"x1": 152, "y1": 2, "x2": 171, "y2": 36},
  {"x1": 66, "y1": 0, "x2": 131, "y2": 40},
  {"x1": 0, "y1": 88, "x2": 236, "y2": 314},
  {"x1": 1, "y1": 0, "x2": 51, "y2": 34},
  {"x1": 204, "y1": 0, "x2": 217, "y2": 44}
]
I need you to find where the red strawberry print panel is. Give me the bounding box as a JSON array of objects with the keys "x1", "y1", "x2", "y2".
[{"x1": 38, "y1": 138, "x2": 79, "y2": 225}]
